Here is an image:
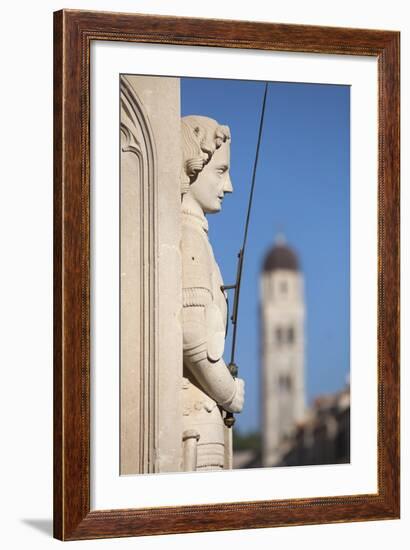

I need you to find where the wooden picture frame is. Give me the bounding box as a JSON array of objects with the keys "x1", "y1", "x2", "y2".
[{"x1": 53, "y1": 9, "x2": 400, "y2": 541}]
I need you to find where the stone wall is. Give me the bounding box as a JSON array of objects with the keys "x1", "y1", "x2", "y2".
[{"x1": 120, "y1": 75, "x2": 183, "y2": 474}]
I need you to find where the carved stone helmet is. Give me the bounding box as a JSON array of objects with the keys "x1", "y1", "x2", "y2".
[{"x1": 181, "y1": 115, "x2": 231, "y2": 195}]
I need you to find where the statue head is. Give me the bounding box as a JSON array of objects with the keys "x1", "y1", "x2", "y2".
[{"x1": 181, "y1": 115, "x2": 233, "y2": 214}]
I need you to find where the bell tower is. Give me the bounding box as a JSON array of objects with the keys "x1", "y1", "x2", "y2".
[{"x1": 260, "y1": 235, "x2": 305, "y2": 467}]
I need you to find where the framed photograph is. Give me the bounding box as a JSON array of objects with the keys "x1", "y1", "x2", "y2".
[{"x1": 54, "y1": 9, "x2": 400, "y2": 540}]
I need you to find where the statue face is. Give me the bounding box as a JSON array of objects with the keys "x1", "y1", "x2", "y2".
[{"x1": 188, "y1": 141, "x2": 233, "y2": 214}]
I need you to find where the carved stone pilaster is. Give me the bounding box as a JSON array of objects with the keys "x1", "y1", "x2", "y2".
[{"x1": 120, "y1": 76, "x2": 183, "y2": 474}]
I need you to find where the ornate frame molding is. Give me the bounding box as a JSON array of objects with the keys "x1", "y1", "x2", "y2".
[{"x1": 54, "y1": 9, "x2": 400, "y2": 540}]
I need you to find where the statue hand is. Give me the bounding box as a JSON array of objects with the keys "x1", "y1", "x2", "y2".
[{"x1": 222, "y1": 378, "x2": 245, "y2": 413}]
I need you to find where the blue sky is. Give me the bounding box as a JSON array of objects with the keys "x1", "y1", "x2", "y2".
[{"x1": 181, "y1": 77, "x2": 350, "y2": 433}]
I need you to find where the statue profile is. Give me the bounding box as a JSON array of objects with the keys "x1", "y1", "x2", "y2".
[{"x1": 180, "y1": 115, "x2": 245, "y2": 472}]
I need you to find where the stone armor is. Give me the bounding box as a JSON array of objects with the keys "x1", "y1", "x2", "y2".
[{"x1": 181, "y1": 208, "x2": 233, "y2": 471}]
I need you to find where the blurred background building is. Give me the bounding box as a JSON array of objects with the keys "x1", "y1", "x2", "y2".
[
  {"x1": 233, "y1": 235, "x2": 350, "y2": 469},
  {"x1": 260, "y1": 235, "x2": 306, "y2": 466}
]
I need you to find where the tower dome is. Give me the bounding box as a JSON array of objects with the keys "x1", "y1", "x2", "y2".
[{"x1": 262, "y1": 234, "x2": 300, "y2": 272}]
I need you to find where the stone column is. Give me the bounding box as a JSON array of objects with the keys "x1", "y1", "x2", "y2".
[{"x1": 120, "y1": 75, "x2": 183, "y2": 474}]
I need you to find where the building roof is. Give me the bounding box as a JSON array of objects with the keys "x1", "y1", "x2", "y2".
[{"x1": 262, "y1": 236, "x2": 300, "y2": 272}]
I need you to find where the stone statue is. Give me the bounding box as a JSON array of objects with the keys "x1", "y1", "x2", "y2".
[{"x1": 180, "y1": 115, "x2": 245, "y2": 471}]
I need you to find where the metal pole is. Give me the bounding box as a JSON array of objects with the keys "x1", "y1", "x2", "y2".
[{"x1": 224, "y1": 82, "x2": 269, "y2": 427}]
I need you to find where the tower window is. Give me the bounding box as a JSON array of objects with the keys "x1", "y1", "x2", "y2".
[
  {"x1": 276, "y1": 326, "x2": 295, "y2": 345},
  {"x1": 280, "y1": 280, "x2": 288, "y2": 294},
  {"x1": 278, "y1": 375, "x2": 293, "y2": 392}
]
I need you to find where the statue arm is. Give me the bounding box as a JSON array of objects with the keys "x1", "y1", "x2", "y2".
[
  {"x1": 181, "y1": 224, "x2": 244, "y2": 413},
  {"x1": 182, "y1": 298, "x2": 244, "y2": 413}
]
